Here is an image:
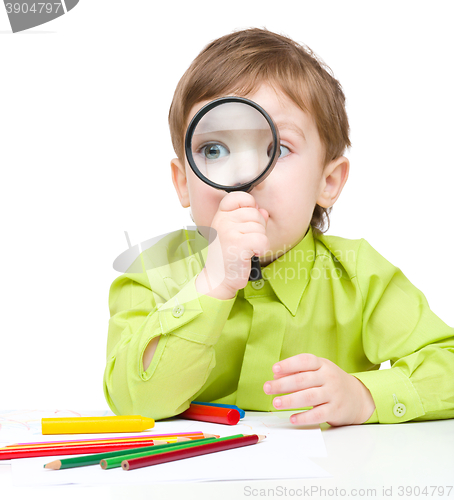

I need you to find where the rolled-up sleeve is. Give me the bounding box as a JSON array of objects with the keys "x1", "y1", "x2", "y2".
[
  {"x1": 103, "y1": 272, "x2": 236, "y2": 420},
  {"x1": 350, "y1": 239, "x2": 454, "y2": 423}
]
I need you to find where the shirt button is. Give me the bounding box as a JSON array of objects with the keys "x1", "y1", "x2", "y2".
[
  {"x1": 393, "y1": 403, "x2": 406, "y2": 417},
  {"x1": 251, "y1": 279, "x2": 264, "y2": 290},
  {"x1": 172, "y1": 305, "x2": 184, "y2": 318}
]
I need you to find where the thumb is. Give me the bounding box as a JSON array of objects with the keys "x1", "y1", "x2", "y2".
[{"x1": 258, "y1": 208, "x2": 269, "y2": 224}]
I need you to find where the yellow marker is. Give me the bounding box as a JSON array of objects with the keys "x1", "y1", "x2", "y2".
[{"x1": 41, "y1": 415, "x2": 155, "y2": 435}]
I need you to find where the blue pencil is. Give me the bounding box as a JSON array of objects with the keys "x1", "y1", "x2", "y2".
[{"x1": 191, "y1": 401, "x2": 245, "y2": 419}]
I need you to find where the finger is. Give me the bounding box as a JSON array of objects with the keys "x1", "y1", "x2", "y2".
[
  {"x1": 241, "y1": 233, "x2": 270, "y2": 256},
  {"x1": 264, "y1": 370, "x2": 321, "y2": 395},
  {"x1": 289, "y1": 404, "x2": 330, "y2": 426},
  {"x1": 272, "y1": 353, "x2": 322, "y2": 377},
  {"x1": 219, "y1": 191, "x2": 257, "y2": 212},
  {"x1": 231, "y1": 207, "x2": 267, "y2": 226},
  {"x1": 272, "y1": 387, "x2": 327, "y2": 411},
  {"x1": 237, "y1": 222, "x2": 267, "y2": 235}
]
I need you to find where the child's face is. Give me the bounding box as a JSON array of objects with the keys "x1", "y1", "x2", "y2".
[{"x1": 171, "y1": 84, "x2": 349, "y2": 265}]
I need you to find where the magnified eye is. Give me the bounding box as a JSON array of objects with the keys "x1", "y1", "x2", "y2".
[
  {"x1": 279, "y1": 145, "x2": 290, "y2": 158},
  {"x1": 201, "y1": 143, "x2": 229, "y2": 160}
]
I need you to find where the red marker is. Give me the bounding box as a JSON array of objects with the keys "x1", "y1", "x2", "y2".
[{"x1": 179, "y1": 404, "x2": 240, "y2": 425}]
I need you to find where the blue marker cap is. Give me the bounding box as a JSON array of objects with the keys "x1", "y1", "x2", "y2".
[{"x1": 192, "y1": 401, "x2": 245, "y2": 419}]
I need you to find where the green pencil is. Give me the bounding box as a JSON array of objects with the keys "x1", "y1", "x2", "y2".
[
  {"x1": 100, "y1": 434, "x2": 245, "y2": 470},
  {"x1": 44, "y1": 438, "x2": 194, "y2": 470}
]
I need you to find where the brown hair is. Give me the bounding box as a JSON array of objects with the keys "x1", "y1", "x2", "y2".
[{"x1": 169, "y1": 28, "x2": 351, "y2": 234}]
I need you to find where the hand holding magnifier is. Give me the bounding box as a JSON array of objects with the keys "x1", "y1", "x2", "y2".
[{"x1": 185, "y1": 97, "x2": 280, "y2": 281}]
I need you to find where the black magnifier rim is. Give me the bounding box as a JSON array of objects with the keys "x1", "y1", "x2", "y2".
[{"x1": 184, "y1": 96, "x2": 280, "y2": 193}]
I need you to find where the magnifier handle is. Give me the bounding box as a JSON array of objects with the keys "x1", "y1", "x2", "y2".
[{"x1": 249, "y1": 256, "x2": 263, "y2": 281}]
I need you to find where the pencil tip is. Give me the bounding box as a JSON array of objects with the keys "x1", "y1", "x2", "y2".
[
  {"x1": 257, "y1": 435, "x2": 266, "y2": 442},
  {"x1": 44, "y1": 460, "x2": 61, "y2": 470}
]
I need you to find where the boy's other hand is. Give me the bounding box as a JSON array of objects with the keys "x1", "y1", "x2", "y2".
[
  {"x1": 196, "y1": 191, "x2": 269, "y2": 300},
  {"x1": 263, "y1": 353, "x2": 376, "y2": 426}
]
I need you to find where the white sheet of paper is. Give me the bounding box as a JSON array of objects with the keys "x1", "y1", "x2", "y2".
[
  {"x1": 13, "y1": 453, "x2": 329, "y2": 486},
  {"x1": 8, "y1": 410, "x2": 330, "y2": 486},
  {"x1": 0, "y1": 410, "x2": 114, "y2": 446}
]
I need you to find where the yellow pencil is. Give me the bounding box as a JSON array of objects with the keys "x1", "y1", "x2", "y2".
[{"x1": 41, "y1": 415, "x2": 155, "y2": 434}]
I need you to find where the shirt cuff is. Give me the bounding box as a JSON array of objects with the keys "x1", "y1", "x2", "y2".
[
  {"x1": 158, "y1": 275, "x2": 237, "y2": 345},
  {"x1": 351, "y1": 367, "x2": 425, "y2": 424},
  {"x1": 363, "y1": 408, "x2": 379, "y2": 424}
]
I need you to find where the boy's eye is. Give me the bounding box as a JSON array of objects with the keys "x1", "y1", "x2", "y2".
[
  {"x1": 267, "y1": 144, "x2": 291, "y2": 159},
  {"x1": 201, "y1": 143, "x2": 229, "y2": 160},
  {"x1": 279, "y1": 145, "x2": 290, "y2": 158}
]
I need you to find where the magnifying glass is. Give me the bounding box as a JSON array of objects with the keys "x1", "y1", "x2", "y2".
[{"x1": 185, "y1": 96, "x2": 280, "y2": 282}]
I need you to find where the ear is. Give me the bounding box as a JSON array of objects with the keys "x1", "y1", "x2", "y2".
[
  {"x1": 171, "y1": 158, "x2": 190, "y2": 208},
  {"x1": 316, "y1": 156, "x2": 350, "y2": 208}
]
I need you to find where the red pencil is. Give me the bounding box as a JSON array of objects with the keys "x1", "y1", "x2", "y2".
[
  {"x1": 5, "y1": 436, "x2": 188, "y2": 450},
  {"x1": 122, "y1": 434, "x2": 265, "y2": 470},
  {"x1": 10, "y1": 431, "x2": 211, "y2": 446},
  {"x1": 179, "y1": 404, "x2": 240, "y2": 425},
  {"x1": 0, "y1": 440, "x2": 166, "y2": 460}
]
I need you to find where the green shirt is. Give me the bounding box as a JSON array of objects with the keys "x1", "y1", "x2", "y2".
[{"x1": 103, "y1": 226, "x2": 454, "y2": 424}]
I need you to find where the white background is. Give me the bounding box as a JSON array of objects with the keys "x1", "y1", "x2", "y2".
[{"x1": 0, "y1": 1, "x2": 453, "y2": 412}]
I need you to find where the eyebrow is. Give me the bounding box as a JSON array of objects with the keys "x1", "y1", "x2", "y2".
[{"x1": 274, "y1": 121, "x2": 306, "y2": 141}]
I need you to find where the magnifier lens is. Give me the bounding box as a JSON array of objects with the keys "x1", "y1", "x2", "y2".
[
  {"x1": 184, "y1": 97, "x2": 279, "y2": 282},
  {"x1": 187, "y1": 100, "x2": 278, "y2": 191}
]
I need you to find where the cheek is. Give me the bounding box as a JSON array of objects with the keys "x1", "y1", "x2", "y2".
[
  {"x1": 187, "y1": 174, "x2": 224, "y2": 226},
  {"x1": 268, "y1": 164, "x2": 315, "y2": 209},
  {"x1": 265, "y1": 162, "x2": 320, "y2": 236}
]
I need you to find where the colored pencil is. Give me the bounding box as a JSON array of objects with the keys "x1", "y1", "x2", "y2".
[
  {"x1": 43, "y1": 438, "x2": 195, "y2": 470},
  {"x1": 122, "y1": 434, "x2": 265, "y2": 470},
  {"x1": 42, "y1": 415, "x2": 155, "y2": 434},
  {"x1": 10, "y1": 432, "x2": 215, "y2": 447},
  {"x1": 192, "y1": 401, "x2": 245, "y2": 419},
  {"x1": 100, "y1": 436, "x2": 225, "y2": 469},
  {"x1": 103, "y1": 434, "x2": 245, "y2": 470},
  {"x1": 5, "y1": 436, "x2": 180, "y2": 450},
  {"x1": 0, "y1": 440, "x2": 169, "y2": 460},
  {"x1": 179, "y1": 404, "x2": 240, "y2": 425}
]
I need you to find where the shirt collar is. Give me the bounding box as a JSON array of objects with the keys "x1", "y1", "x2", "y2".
[{"x1": 261, "y1": 226, "x2": 315, "y2": 316}]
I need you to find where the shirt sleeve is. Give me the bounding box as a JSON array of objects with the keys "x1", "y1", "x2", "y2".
[
  {"x1": 103, "y1": 272, "x2": 236, "y2": 420},
  {"x1": 350, "y1": 239, "x2": 454, "y2": 424}
]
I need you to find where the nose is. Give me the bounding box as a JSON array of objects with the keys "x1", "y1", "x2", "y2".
[
  {"x1": 251, "y1": 159, "x2": 274, "y2": 191},
  {"x1": 231, "y1": 150, "x2": 265, "y2": 186},
  {"x1": 249, "y1": 175, "x2": 268, "y2": 194}
]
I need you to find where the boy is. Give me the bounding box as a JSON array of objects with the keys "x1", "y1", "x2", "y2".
[{"x1": 104, "y1": 28, "x2": 454, "y2": 426}]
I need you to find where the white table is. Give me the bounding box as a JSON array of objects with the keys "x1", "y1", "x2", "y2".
[{"x1": 1, "y1": 415, "x2": 453, "y2": 500}]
